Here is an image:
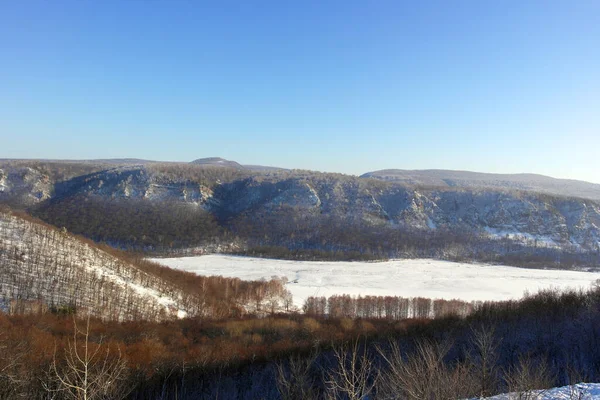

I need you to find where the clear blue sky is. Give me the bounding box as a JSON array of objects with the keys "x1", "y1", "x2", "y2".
[{"x1": 1, "y1": 1, "x2": 599, "y2": 182}]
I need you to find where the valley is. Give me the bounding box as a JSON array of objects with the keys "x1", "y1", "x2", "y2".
[{"x1": 4, "y1": 2, "x2": 598, "y2": 396}]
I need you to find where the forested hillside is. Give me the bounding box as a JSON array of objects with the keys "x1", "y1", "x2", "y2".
[
  {"x1": 1, "y1": 160, "x2": 598, "y2": 267},
  {"x1": 0, "y1": 206, "x2": 292, "y2": 321}
]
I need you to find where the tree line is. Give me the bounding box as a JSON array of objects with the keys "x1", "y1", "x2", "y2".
[{"x1": 304, "y1": 294, "x2": 474, "y2": 320}]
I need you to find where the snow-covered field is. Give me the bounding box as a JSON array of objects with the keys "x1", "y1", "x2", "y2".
[
  {"x1": 151, "y1": 255, "x2": 600, "y2": 308},
  {"x1": 483, "y1": 383, "x2": 600, "y2": 399}
]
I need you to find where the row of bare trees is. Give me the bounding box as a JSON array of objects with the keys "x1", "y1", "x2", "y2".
[{"x1": 304, "y1": 294, "x2": 475, "y2": 319}]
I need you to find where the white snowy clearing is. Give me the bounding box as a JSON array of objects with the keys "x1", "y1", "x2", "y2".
[
  {"x1": 151, "y1": 255, "x2": 600, "y2": 308},
  {"x1": 482, "y1": 383, "x2": 600, "y2": 399}
]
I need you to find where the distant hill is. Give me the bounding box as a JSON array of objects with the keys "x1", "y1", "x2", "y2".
[
  {"x1": 189, "y1": 157, "x2": 287, "y2": 172},
  {"x1": 84, "y1": 158, "x2": 156, "y2": 164},
  {"x1": 0, "y1": 158, "x2": 154, "y2": 165},
  {"x1": 190, "y1": 157, "x2": 244, "y2": 169},
  {"x1": 243, "y1": 164, "x2": 289, "y2": 172},
  {"x1": 361, "y1": 169, "x2": 600, "y2": 201}
]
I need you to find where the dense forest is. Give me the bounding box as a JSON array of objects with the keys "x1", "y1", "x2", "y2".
[{"x1": 32, "y1": 196, "x2": 227, "y2": 251}]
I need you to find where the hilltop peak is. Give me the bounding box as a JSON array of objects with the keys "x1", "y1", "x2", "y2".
[{"x1": 189, "y1": 157, "x2": 244, "y2": 169}]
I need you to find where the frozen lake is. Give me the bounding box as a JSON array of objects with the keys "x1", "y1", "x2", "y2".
[{"x1": 151, "y1": 255, "x2": 600, "y2": 308}]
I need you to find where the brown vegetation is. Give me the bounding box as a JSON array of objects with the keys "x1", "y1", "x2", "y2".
[{"x1": 0, "y1": 287, "x2": 598, "y2": 398}]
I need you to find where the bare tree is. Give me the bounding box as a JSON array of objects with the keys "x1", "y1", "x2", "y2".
[
  {"x1": 276, "y1": 352, "x2": 317, "y2": 400},
  {"x1": 325, "y1": 339, "x2": 377, "y2": 400},
  {"x1": 47, "y1": 316, "x2": 129, "y2": 400},
  {"x1": 469, "y1": 325, "x2": 500, "y2": 397},
  {"x1": 0, "y1": 332, "x2": 26, "y2": 399},
  {"x1": 503, "y1": 355, "x2": 555, "y2": 400},
  {"x1": 376, "y1": 339, "x2": 476, "y2": 400},
  {"x1": 565, "y1": 384, "x2": 589, "y2": 400}
]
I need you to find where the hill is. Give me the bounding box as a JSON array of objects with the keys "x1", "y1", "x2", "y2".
[
  {"x1": 1, "y1": 160, "x2": 600, "y2": 267},
  {"x1": 0, "y1": 207, "x2": 187, "y2": 320},
  {"x1": 362, "y1": 169, "x2": 600, "y2": 201},
  {"x1": 189, "y1": 157, "x2": 245, "y2": 169},
  {"x1": 0, "y1": 207, "x2": 291, "y2": 321}
]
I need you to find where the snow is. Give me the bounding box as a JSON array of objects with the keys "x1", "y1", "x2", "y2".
[
  {"x1": 150, "y1": 255, "x2": 600, "y2": 308},
  {"x1": 484, "y1": 227, "x2": 559, "y2": 248},
  {"x1": 426, "y1": 217, "x2": 437, "y2": 229},
  {"x1": 482, "y1": 383, "x2": 600, "y2": 399},
  {"x1": 0, "y1": 173, "x2": 7, "y2": 192},
  {"x1": 80, "y1": 259, "x2": 188, "y2": 319}
]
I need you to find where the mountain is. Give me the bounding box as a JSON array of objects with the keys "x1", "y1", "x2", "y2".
[
  {"x1": 362, "y1": 169, "x2": 600, "y2": 201},
  {"x1": 1, "y1": 160, "x2": 600, "y2": 266},
  {"x1": 189, "y1": 157, "x2": 288, "y2": 172}
]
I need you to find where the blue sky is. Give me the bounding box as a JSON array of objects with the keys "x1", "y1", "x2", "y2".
[{"x1": 1, "y1": 1, "x2": 599, "y2": 182}]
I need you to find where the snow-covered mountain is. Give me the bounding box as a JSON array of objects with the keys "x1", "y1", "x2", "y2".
[
  {"x1": 1, "y1": 160, "x2": 600, "y2": 258},
  {"x1": 0, "y1": 164, "x2": 54, "y2": 205}
]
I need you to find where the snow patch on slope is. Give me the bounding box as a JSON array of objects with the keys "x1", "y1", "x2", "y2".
[
  {"x1": 0, "y1": 170, "x2": 7, "y2": 192},
  {"x1": 484, "y1": 227, "x2": 560, "y2": 248}
]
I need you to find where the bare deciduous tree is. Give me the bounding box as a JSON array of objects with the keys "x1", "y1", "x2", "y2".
[
  {"x1": 377, "y1": 339, "x2": 476, "y2": 400},
  {"x1": 0, "y1": 332, "x2": 26, "y2": 399},
  {"x1": 325, "y1": 339, "x2": 377, "y2": 400},
  {"x1": 469, "y1": 325, "x2": 500, "y2": 397},
  {"x1": 276, "y1": 352, "x2": 317, "y2": 400},
  {"x1": 503, "y1": 355, "x2": 555, "y2": 400},
  {"x1": 47, "y1": 316, "x2": 129, "y2": 400}
]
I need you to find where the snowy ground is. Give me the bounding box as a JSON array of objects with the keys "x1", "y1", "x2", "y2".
[
  {"x1": 483, "y1": 383, "x2": 600, "y2": 399},
  {"x1": 151, "y1": 255, "x2": 600, "y2": 308}
]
